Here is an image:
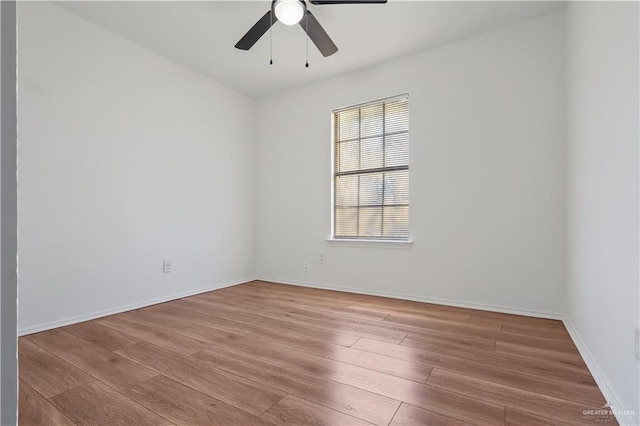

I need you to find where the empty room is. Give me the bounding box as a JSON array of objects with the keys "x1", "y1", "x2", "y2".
[{"x1": 0, "y1": 0, "x2": 638, "y2": 425}]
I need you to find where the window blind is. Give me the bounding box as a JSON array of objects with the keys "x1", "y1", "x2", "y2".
[{"x1": 333, "y1": 94, "x2": 409, "y2": 240}]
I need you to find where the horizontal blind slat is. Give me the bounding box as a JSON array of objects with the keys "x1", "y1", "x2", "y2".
[{"x1": 334, "y1": 95, "x2": 409, "y2": 240}]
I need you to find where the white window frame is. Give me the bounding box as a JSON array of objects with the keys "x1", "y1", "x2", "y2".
[{"x1": 329, "y1": 94, "x2": 412, "y2": 246}]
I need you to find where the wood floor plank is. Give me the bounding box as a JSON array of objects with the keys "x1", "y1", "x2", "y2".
[
  {"x1": 384, "y1": 312, "x2": 503, "y2": 333},
  {"x1": 27, "y1": 329, "x2": 158, "y2": 391},
  {"x1": 287, "y1": 290, "x2": 570, "y2": 350},
  {"x1": 163, "y1": 320, "x2": 275, "y2": 358},
  {"x1": 50, "y1": 381, "x2": 171, "y2": 426},
  {"x1": 217, "y1": 290, "x2": 391, "y2": 322},
  {"x1": 250, "y1": 282, "x2": 472, "y2": 321},
  {"x1": 61, "y1": 320, "x2": 140, "y2": 351},
  {"x1": 188, "y1": 295, "x2": 407, "y2": 343},
  {"x1": 505, "y1": 408, "x2": 574, "y2": 426},
  {"x1": 248, "y1": 281, "x2": 476, "y2": 333},
  {"x1": 133, "y1": 303, "x2": 255, "y2": 336},
  {"x1": 193, "y1": 346, "x2": 401, "y2": 426},
  {"x1": 140, "y1": 302, "x2": 361, "y2": 361},
  {"x1": 258, "y1": 346, "x2": 503, "y2": 426},
  {"x1": 295, "y1": 343, "x2": 433, "y2": 383},
  {"x1": 502, "y1": 322, "x2": 572, "y2": 342},
  {"x1": 345, "y1": 300, "x2": 472, "y2": 322},
  {"x1": 353, "y1": 338, "x2": 602, "y2": 406},
  {"x1": 241, "y1": 281, "x2": 359, "y2": 303},
  {"x1": 389, "y1": 403, "x2": 473, "y2": 426},
  {"x1": 495, "y1": 341, "x2": 585, "y2": 367},
  {"x1": 224, "y1": 284, "x2": 571, "y2": 356},
  {"x1": 468, "y1": 308, "x2": 565, "y2": 328},
  {"x1": 401, "y1": 331, "x2": 496, "y2": 354},
  {"x1": 116, "y1": 342, "x2": 286, "y2": 416},
  {"x1": 261, "y1": 395, "x2": 372, "y2": 426},
  {"x1": 361, "y1": 306, "x2": 579, "y2": 358},
  {"x1": 96, "y1": 313, "x2": 208, "y2": 355},
  {"x1": 401, "y1": 335, "x2": 594, "y2": 384},
  {"x1": 385, "y1": 313, "x2": 574, "y2": 349},
  {"x1": 19, "y1": 338, "x2": 94, "y2": 398},
  {"x1": 19, "y1": 380, "x2": 76, "y2": 426},
  {"x1": 146, "y1": 304, "x2": 431, "y2": 383},
  {"x1": 173, "y1": 298, "x2": 361, "y2": 346},
  {"x1": 427, "y1": 368, "x2": 611, "y2": 426},
  {"x1": 494, "y1": 331, "x2": 580, "y2": 356},
  {"x1": 260, "y1": 343, "x2": 428, "y2": 393},
  {"x1": 123, "y1": 375, "x2": 274, "y2": 426}
]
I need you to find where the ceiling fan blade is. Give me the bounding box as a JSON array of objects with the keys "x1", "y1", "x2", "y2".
[
  {"x1": 309, "y1": 0, "x2": 387, "y2": 4},
  {"x1": 300, "y1": 11, "x2": 338, "y2": 57},
  {"x1": 235, "y1": 10, "x2": 277, "y2": 51}
]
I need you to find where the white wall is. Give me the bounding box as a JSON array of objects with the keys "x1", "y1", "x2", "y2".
[
  {"x1": 255, "y1": 12, "x2": 566, "y2": 316},
  {"x1": 18, "y1": 2, "x2": 256, "y2": 334},
  {"x1": 566, "y1": 2, "x2": 639, "y2": 423}
]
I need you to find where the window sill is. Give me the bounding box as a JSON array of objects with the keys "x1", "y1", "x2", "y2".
[{"x1": 326, "y1": 238, "x2": 414, "y2": 248}]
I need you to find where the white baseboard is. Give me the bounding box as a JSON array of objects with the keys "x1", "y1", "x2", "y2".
[
  {"x1": 256, "y1": 276, "x2": 563, "y2": 320},
  {"x1": 18, "y1": 277, "x2": 253, "y2": 336},
  {"x1": 563, "y1": 317, "x2": 638, "y2": 426}
]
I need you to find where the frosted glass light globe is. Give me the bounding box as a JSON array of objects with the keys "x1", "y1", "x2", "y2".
[{"x1": 274, "y1": 0, "x2": 305, "y2": 26}]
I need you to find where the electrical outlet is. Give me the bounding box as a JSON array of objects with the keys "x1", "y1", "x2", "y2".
[
  {"x1": 635, "y1": 328, "x2": 640, "y2": 361},
  {"x1": 303, "y1": 263, "x2": 309, "y2": 274},
  {"x1": 319, "y1": 254, "x2": 325, "y2": 264},
  {"x1": 163, "y1": 260, "x2": 172, "y2": 273}
]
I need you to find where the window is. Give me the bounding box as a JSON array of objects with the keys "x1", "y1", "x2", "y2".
[{"x1": 333, "y1": 94, "x2": 409, "y2": 240}]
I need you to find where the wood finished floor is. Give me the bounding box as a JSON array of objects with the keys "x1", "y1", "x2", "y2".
[{"x1": 19, "y1": 281, "x2": 616, "y2": 426}]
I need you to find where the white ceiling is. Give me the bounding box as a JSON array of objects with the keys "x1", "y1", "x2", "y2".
[{"x1": 55, "y1": 1, "x2": 565, "y2": 98}]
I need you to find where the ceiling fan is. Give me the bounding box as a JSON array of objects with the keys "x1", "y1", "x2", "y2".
[{"x1": 235, "y1": 0, "x2": 388, "y2": 58}]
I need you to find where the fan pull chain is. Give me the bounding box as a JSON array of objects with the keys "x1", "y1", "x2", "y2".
[
  {"x1": 305, "y1": 12, "x2": 309, "y2": 68},
  {"x1": 269, "y1": 12, "x2": 273, "y2": 65}
]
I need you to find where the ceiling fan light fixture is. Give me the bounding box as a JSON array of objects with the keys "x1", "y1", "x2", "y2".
[{"x1": 274, "y1": 0, "x2": 305, "y2": 26}]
